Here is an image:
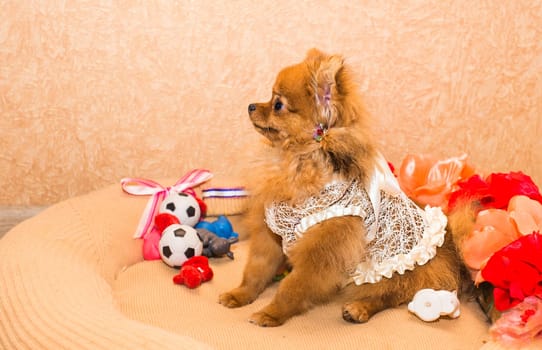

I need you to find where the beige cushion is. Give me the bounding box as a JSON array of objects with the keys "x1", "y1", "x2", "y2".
[{"x1": 1, "y1": 183, "x2": 536, "y2": 349}]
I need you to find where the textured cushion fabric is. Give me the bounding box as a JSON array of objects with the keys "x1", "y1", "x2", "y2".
[
  {"x1": 114, "y1": 243, "x2": 492, "y2": 350},
  {"x1": 0, "y1": 183, "x2": 533, "y2": 349},
  {"x1": 0, "y1": 184, "x2": 212, "y2": 350}
]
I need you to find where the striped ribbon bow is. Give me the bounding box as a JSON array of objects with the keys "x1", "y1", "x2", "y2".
[{"x1": 120, "y1": 169, "x2": 213, "y2": 239}]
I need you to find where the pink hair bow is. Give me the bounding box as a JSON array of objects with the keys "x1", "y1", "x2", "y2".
[{"x1": 121, "y1": 169, "x2": 213, "y2": 239}]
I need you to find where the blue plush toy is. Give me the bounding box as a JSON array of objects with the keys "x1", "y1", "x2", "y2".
[{"x1": 195, "y1": 215, "x2": 239, "y2": 240}]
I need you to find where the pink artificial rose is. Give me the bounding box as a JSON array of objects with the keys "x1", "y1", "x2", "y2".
[
  {"x1": 490, "y1": 296, "x2": 542, "y2": 346},
  {"x1": 462, "y1": 209, "x2": 520, "y2": 283},
  {"x1": 509, "y1": 195, "x2": 542, "y2": 236},
  {"x1": 460, "y1": 196, "x2": 542, "y2": 284},
  {"x1": 397, "y1": 154, "x2": 474, "y2": 212}
]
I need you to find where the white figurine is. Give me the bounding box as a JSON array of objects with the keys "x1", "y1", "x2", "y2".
[{"x1": 408, "y1": 289, "x2": 461, "y2": 322}]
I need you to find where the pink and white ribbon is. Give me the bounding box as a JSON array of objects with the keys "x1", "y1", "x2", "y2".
[{"x1": 121, "y1": 169, "x2": 213, "y2": 239}]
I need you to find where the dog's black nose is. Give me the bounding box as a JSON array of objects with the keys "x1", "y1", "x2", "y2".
[{"x1": 248, "y1": 103, "x2": 257, "y2": 113}]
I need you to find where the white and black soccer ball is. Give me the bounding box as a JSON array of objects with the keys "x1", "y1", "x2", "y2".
[
  {"x1": 159, "y1": 224, "x2": 203, "y2": 268},
  {"x1": 159, "y1": 191, "x2": 201, "y2": 227}
]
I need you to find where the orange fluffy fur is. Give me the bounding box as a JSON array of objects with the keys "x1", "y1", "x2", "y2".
[{"x1": 219, "y1": 49, "x2": 463, "y2": 326}]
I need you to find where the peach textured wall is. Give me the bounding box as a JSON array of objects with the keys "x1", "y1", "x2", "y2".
[{"x1": 1, "y1": 1, "x2": 541, "y2": 206}]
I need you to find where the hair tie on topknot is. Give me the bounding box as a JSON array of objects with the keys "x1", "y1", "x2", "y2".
[{"x1": 313, "y1": 123, "x2": 328, "y2": 142}]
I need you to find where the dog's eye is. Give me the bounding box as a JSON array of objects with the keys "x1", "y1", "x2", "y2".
[{"x1": 273, "y1": 100, "x2": 283, "y2": 112}]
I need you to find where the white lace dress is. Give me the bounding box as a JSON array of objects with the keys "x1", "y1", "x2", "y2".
[{"x1": 264, "y1": 154, "x2": 447, "y2": 285}]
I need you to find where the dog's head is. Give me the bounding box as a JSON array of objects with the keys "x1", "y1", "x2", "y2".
[
  {"x1": 248, "y1": 48, "x2": 364, "y2": 147},
  {"x1": 248, "y1": 49, "x2": 375, "y2": 179}
]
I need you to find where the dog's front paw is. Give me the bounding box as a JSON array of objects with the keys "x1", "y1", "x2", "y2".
[
  {"x1": 342, "y1": 302, "x2": 370, "y2": 323},
  {"x1": 249, "y1": 310, "x2": 283, "y2": 327},
  {"x1": 219, "y1": 287, "x2": 255, "y2": 308}
]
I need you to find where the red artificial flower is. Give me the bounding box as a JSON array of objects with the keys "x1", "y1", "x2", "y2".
[
  {"x1": 448, "y1": 174, "x2": 490, "y2": 212},
  {"x1": 521, "y1": 309, "x2": 536, "y2": 324},
  {"x1": 486, "y1": 172, "x2": 542, "y2": 210},
  {"x1": 481, "y1": 232, "x2": 542, "y2": 311},
  {"x1": 448, "y1": 172, "x2": 542, "y2": 213}
]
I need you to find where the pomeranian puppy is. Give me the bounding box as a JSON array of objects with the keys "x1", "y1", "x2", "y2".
[{"x1": 219, "y1": 49, "x2": 462, "y2": 327}]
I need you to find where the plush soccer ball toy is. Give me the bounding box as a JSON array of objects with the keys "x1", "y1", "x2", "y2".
[
  {"x1": 159, "y1": 224, "x2": 203, "y2": 268},
  {"x1": 159, "y1": 191, "x2": 203, "y2": 227}
]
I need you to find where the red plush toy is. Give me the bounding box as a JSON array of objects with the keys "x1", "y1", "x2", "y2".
[
  {"x1": 155, "y1": 212, "x2": 180, "y2": 231},
  {"x1": 173, "y1": 256, "x2": 214, "y2": 288}
]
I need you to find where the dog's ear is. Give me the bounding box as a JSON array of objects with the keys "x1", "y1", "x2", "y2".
[
  {"x1": 305, "y1": 48, "x2": 326, "y2": 62},
  {"x1": 316, "y1": 55, "x2": 344, "y2": 107},
  {"x1": 305, "y1": 49, "x2": 344, "y2": 124}
]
